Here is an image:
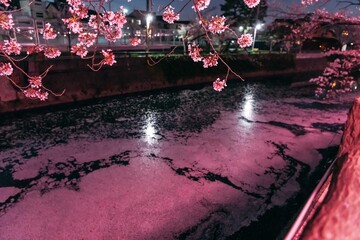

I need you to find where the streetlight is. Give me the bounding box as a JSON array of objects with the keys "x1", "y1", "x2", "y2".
[
  {"x1": 252, "y1": 23, "x2": 263, "y2": 51},
  {"x1": 145, "y1": 14, "x2": 153, "y2": 48}
]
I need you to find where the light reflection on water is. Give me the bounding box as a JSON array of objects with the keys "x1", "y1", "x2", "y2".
[
  {"x1": 142, "y1": 113, "x2": 158, "y2": 145},
  {"x1": 242, "y1": 92, "x2": 254, "y2": 120}
]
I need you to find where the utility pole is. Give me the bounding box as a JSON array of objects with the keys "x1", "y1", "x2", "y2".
[{"x1": 146, "y1": 0, "x2": 152, "y2": 12}]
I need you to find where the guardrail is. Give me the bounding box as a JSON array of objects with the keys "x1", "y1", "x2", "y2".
[
  {"x1": 1, "y1": 16, "x2": 184, "y2": 51},
  {"x1": 284, "y1": 157, "x2": 337, "y2": 240}
]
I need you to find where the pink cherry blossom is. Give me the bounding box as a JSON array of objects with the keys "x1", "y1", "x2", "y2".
[
  {"x1": 101, "y1": 26, "x2": 122, "y2": 42},
  {"x1": 70, "y1": 4, "x2": 89, "y2": 19},
  {"x1": 208, "y1": 16, "x2": 228, "y2": 34},
  {"x1": 2, "y1": 39, "x2": 21, "y2": 55},
  {"x1": 37, "y1": 91, "x2": 49, "y2": 101},
  {"x1": 213, "y1": 78, "x2": 227, "y2": 91},
  {"x1": 192, "y1": 0, "x2": 211, "y2": 11},
  {"x1": 0, "y1": 62, "x2": 13, "y2": 76},
  {"x1": 203, "y1": 53, "x2": 218, "y2": 68},
  {"x1": 162, "y1": 6, "x2": 180, "y2": 24},
  {"x1": 0, "y1": 0, "x2": 10, "y2": 7},
  {"x1": 26, "y1": 45, "x2": 43, "y2": 55},
  {"x1": 130, "y1": 37, "x2": 141, "y2": 46},
  {"x1": 23, "y1": 87, "x2": 49, "y2": 101},
  {"x1": 29, "y1": 76, "x2": 43, "y2": 88},
  {"x1": 63, "y1": 17, "x2": 83, "y2": 34},
  {"x1": 43, "y1": 23, "x2": 57, "y2": 40},
  {"x1": 109, "y1": 10, "x2": 127, "y2": 27},
  {"x1": 102, "y1": 49, "x2": 116, "y2": 66},
  {"x1": 43, "y1": 47, "x2": 61, "y2": 58},
  {"x1": 237, "y1": 33, "x2": 253, "y2": 48},
  {"x1": 78, "y1": 32, "x2": 97, "y2": 47},
  {"x1": 66, "y1": 0, "x2": 81, "y2": 8},
  {"x1": 0, "y1": 12, "x2": 14, "y2": 30},
  {"x1": 23, "y1": 87, "x2": 39, "y2": 99},
  {"x1": 243, "y1": 0, "x2": 260, "y2": 8},
  {"x1": 188, "y1": 42, "x2": 203, "y2": 62},
  {"x1": 88, "y1": 15, "x2": 99, "y2": 29},
  {"x1": 71, "y1": 44, "x2": 88, "y2": 58}
]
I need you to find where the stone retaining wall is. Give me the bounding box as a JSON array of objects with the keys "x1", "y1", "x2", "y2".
[{"x1": 0, "y1": 54, "x2": 327, "y2": 113}]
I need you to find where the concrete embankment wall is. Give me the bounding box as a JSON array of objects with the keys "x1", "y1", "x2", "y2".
[
  {"x1": 300, "y1": 97, "x2": 360, "y2": 240},
  {"x1": 0, "y1": 54, "x2": 327, "y2": 113}
]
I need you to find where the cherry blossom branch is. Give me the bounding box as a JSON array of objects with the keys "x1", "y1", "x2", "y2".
[
  {"x1": 193, "y1": 1, "x2": 244, "y2": 81},
  {"x1": 147, "y1": 46, "x2": 178, "y2": 66}
]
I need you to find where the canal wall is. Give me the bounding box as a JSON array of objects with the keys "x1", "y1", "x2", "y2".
[
  {"x1": 300, "y1": 97, "x2": 360, "y2": 240},
  {"x1": 0, "y1": 54, "x2": 327, "y2": 113}
]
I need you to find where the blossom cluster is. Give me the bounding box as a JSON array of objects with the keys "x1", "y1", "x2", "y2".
[
  {"x1": 0, "y1": 62, "x2": 13, "y2": 76},
  {"x1": 63, "y1": 3, "x2": 126, "y2": 61},
  {"x1": 162, "y1": 6, "x2": 180, "y2": 24},
  {"x1": 0, "y1": 12, "x2": 13, "y2": 30},
  {"x1": 22, "y1": 76, "x2": 50, "y2": 101},
  {"x1": 309, "y1": 55, "x2": 359, "y2": 98},
  {"x1": 193, "y1": 0, "x2": 211, "y2": 11},
  {"x1": 243, "y1": 0, "x2": 261, "y2": 8},
  {"x1": 237, "y1": 34, "x2": 253, "y2": 48},
  {"x1": 0, "y1": 0, "x2": 268, "y2": 99},
  {"x1": 208, "y1": 16, "x2": 228, "y2": 34}
]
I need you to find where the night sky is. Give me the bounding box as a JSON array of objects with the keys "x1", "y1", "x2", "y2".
[{"x1": 111, "y1": 0, "x2": 357, "y2": 20}]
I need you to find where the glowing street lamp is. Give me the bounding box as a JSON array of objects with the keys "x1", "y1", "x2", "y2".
[
  {"x1": 145, "y1": 14, "x2": 153, "y2": 47},
  {"x1": 252, "y1": 23, "x2": 263, "y2": 51},
  {"x1": 146, "y1": 14, "x2": 153, "y2": 30}
]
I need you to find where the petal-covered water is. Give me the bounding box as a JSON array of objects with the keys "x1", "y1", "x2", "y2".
[{"x1": 0, "y1": 81, "x2": 357, "y2": 240}]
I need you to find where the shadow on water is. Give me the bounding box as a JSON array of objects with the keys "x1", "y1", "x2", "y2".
[{"x1": 225, "y1": 146, "x2": 339, "y2": 240}]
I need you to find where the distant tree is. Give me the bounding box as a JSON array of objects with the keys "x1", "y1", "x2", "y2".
[{"x1": 221, "y1": 0, "x2": 268, "y2": 28}]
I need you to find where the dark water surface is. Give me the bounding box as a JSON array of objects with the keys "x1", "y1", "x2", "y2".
[{"x1": 0, "y1": 81, "x2": 357, "y2": 240}]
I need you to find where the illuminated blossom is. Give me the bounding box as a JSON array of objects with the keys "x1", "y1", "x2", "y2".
[
  {"x1": 23, "y1": 87, "x2": 39, "y2": 98},
  {"x1": 70, "y1": 4, "x2": 88, "y2": 19},
  {"x1": 66, "y1": 0, "x2": 81, "y2": 8},
  {"x1": 0, "y1": 13, "x2": 14, "y2": 30},
  {"x1": 62, "y1": 17, "x2": 83, "y2": 33},
  {"x1": 193, "y1": 0, "x2": 211, "y2": 11},
  {"x1": 243, "y1": 0, "x2": 260, "y2": 8},
  {"x1": 213, "y1": 78, "x2": 227, "y2": 91},
  {"x1": 88, "y1": 15, "x2": 99, "y2": 29},
  {"x1": 43, "y1": 23, "x2": 57, "y2": 40},
  {"x1": 78, "y1": 32, "x2": 97, "y2": 47},
  {"x1": 105, "y1": 9, "x2": 127, "y2": 27},
  {"x1": 27, "y1": 45, "x2": 43, "y2": 54},
  {"x1": 0, "y1": 0, "x2": 10, "y2": 6},
  {"x1": 2, "y1": 39, "x2": 21, "y2": 55},
  {"x1": 130, "y1": 37, "x2": 141, "y2": 46},
  {"x1": 162, "y1": 6, "x2": 180, "y2": 24},
  {"x1": 43, "y1": 47, "x2": 61, "y2": 58},
  {"x1": 208, "y1": 16, "x2": 228, "y2": 34},
  {"x1": 102, "y1": 49, "x2": 116, "y2": 66},
  {"x1": 203, "y1": 53, "x2": 218, "y2": 68},
  {"x1": 29, "y1": 76, "x2": 42, "y2": 88},
  {"x1": 37, "y1": 91, "x2": 49, "y2": 101},
  {"x1": 23, "y1": 87, "x2": 49, "y2": 101},
  {"x1": 188, "y1": 42, "x2": 203, "y2": 62},
  {"x1": 71, "y1": 44, "x2": 88, "y2": 58},
  {"x1": 102, "y1": 26, "x2": 122, "y2": 42},
  {"x1": 237, "y1": 33, "x2": 253, "y2": 48},
  {"x1": 0, "y1": 62, "x2": 13, "y2": 76}
]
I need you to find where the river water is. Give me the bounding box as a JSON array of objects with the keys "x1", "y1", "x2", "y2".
[{"x1": 0, "y1": 81, "x2": 357, "y2": 240}]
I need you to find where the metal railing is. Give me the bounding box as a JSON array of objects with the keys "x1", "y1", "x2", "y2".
[{"x1": 1, "y1": 16, "x2": 184, "y2": 51}]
